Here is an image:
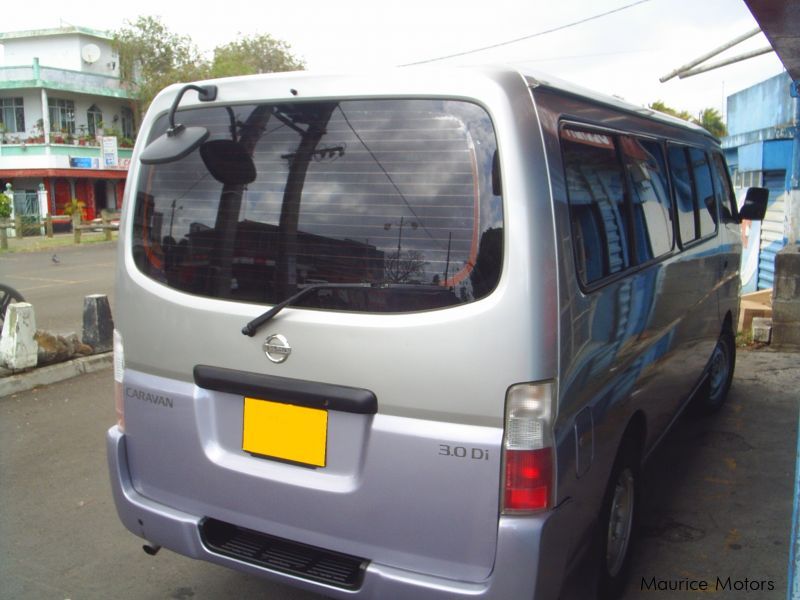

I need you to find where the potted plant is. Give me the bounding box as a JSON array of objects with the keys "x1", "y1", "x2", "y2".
[
  {"x1": 63, "y1": 198, "x2": 87, "y2": 223},
  {"x1": 27, "y1": 123, "x2": 44, "y2": 143},
  {"x1": 28, "y1": 119, "x2": 45, "y2": 143}
]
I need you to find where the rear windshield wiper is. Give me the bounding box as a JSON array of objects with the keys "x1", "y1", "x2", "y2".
[
  {"x1": 241, "y1": 283, "x2": 370, "y2": 336},
  {"x1": 241, "y1": 282, "x2": 447, "y2": 336}
]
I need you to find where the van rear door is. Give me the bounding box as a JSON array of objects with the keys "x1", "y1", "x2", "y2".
[{"x1": 120, "y1": 96, "x2": 508, "y2": 581}]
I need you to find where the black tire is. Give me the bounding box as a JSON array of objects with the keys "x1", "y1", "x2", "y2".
[
  {"x1": 597, "y1": 440, "x2": 640, "y2": 600},
  {"x1": 0, "y1": 283, "x2": 25, "y2": 331},
  {"x1": 692, "y1": 328, "x2": 736, "y2": 415}
]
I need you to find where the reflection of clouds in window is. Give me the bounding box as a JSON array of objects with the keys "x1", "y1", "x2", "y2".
[
  {"x1": 135, "y1": 99, "x2": 503, "y2": 309},
  {"x1": 244, "y1": 102, "x2": 487, "y2": 279}
]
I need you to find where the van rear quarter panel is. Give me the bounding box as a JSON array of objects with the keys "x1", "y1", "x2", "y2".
[
  {"x1": 115, "y1": 68, "x2": 560, "y2": 583},
  {"x1": 532, "y1": 88, "x2": 726, "y2": 552}
]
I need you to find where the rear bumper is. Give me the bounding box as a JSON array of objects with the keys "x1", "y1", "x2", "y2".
[{"x1": 107, "y1": 425, "x2": 572, "y2": 599}]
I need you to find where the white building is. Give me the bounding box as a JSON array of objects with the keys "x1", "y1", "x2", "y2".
[{"x1": 0, "y1": 26, "x2": 135, "y2": 224}]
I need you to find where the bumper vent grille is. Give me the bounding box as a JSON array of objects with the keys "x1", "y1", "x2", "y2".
[{"x1": 199, "y1": 518, "x2": 368, "y2": 589}]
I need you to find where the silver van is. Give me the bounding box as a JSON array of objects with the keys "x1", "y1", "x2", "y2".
[{"x1": 107, "y1": 66, "x2": 767, "y2": 599}]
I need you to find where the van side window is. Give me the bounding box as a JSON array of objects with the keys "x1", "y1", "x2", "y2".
[
  {"x1": 689, "y1": 148, "x2": 717, "y2": 236},
  {"x1": 562, "y1": 128, "x2": 630, "y2": 285},
  {"x1": 620, "y1": 137, "x2": 673, "y2": 261},
  {"x1": 668, "y1": 145, "x2": 719, "y2": 245},
  {"x1": 710, "y1": 152, "x2": 738, "y2": 224},
  {"x1": 667, "y1": 145, "x2": 698, "y2": 245}
]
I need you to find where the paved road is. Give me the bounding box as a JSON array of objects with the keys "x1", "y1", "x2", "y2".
[
  {"x1": 0, "y1": 349, "x2": 796, "y2": 599},
  {"x1": 0, "y1": 242, "x2": 117, "y2": 335}
]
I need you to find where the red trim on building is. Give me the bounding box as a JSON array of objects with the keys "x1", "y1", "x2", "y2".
[{"x1": 0, "y1": 168, "x2": 128, "y2": 180}]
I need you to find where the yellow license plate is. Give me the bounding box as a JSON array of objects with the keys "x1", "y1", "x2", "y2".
[{"x1": 242, "y1": 398, "x2": 328, "y2": 467}]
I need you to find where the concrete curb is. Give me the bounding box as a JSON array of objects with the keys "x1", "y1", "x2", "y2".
[{"x1": 0, "y1": 352, "x2": 112, "y2": 398}]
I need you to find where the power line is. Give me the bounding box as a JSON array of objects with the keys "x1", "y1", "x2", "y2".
[
  {"x1": 509, "y1": 47, "x2": 659, "y2": 65},
  {"x1": 401, "y1": 0, "x2": 655, "y2": 66},
  {"x1": 336, "y1": 105, "x2": 447, "y2": 251}
]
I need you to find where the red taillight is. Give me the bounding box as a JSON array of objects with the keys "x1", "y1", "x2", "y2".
[{"x1": 504, "y1": 447, "x2": 552, "y2": 512}]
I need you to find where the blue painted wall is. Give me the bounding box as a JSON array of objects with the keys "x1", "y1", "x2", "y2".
[
  {"x1": 724, "y1": 71, "x2": 797, "y2": 292},
  {"x1": 727, "y1": 72, "x2": 794, "y2": 135},
  {"x1": 764, "y1": 139, "x2": 793, "y2": 173},
  {"x1": 738, "y1": 142, "x2": 764, "y2": 171}
]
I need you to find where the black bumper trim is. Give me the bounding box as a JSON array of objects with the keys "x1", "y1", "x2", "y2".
[
  {"x1": 193, "y1": 365, "x2": 378, "y2": 414},
  {"x1": 199, "y1": 518, "x2": 369, "y2": 589}
]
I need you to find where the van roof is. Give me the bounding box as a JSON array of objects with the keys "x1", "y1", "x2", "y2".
[
  {"x1": 512, "y1": 66, "x2": 715, "y2": 139},
  {"x1": 152, "y1": 64, "x2": 716, "y2": 141}
]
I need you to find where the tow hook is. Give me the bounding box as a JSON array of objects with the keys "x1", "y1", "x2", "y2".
[{"x1": 143, "y1": 544, "x2": 162, "y2": 556}]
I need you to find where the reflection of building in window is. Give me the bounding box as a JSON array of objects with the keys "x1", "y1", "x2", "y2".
[
  {"x1": 562, "y1": 128, "x2": 630, "y2": 285},
  {"x1": 164, "y1": 220, "x2": 386, "y2": 298},
  {"x1": 133, "y1": 99, "x2": 503, "y2": 313},
  {"x1": 623, "y1": 137, "x2": 673, "y2": 260}
]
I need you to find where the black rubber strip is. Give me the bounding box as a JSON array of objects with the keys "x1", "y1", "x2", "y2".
[{"x1": 193, "y1": 365, "x2": 377, "y2": 414}]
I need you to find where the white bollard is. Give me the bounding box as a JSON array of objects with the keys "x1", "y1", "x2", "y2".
[{"x1": 0, "y1": 302, "x2": 39, "y2": 370}]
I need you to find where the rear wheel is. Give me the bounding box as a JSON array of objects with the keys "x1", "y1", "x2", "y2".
[
  {"x1": 597, "y1": 441, "x2": 639, "y2": 599},
  {"x1": 693, "y1": 328, "x2": 735, "y2": 415}
]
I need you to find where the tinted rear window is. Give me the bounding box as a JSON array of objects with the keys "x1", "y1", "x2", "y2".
[{"x1": 133, "y1": 99, "x2": 503, "y2": 313}]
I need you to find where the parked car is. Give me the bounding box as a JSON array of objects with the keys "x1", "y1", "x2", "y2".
[{"x1": 107, "y1": 66, "x2": 767, "y2": 599}]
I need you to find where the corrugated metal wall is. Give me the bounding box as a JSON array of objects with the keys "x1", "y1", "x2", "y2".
[{"x1": 757, "y1": 170, "x2": 788, "y2": 289}]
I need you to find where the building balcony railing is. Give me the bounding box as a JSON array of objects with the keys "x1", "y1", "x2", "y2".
[
  {"x1": 0, "y1": 141, "x2": 134, "y2": 160},
  {"x1": 0, "y1": 65, "x2": 34, "y2": 81},
  {"x1": 0, "y1": 133, "x2": 135, "y2": 148},
  {"x1": 0, "y1": 61, "x2": 132, "y2": 99}
]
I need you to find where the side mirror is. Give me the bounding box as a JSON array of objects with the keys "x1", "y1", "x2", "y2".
[
  {"x1": 140, "y1": 84, "x2": 217, "y2": 165},
  {"x1": 738, "y1": 187, "x2": 768, "y2": 222}
]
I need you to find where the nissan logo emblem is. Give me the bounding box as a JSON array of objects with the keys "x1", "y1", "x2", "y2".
[{"x1": 263, "y1": 334, "x2": 291, "y2": 363}]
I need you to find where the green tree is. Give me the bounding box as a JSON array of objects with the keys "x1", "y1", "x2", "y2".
[
  {"x1": 648, "y1": 100, "x2": 694, "y2": 122},
  {"x1": 696, "y1": 107, "x2": 727, "y2": 138},
  {"x1": 0, "y1": 194, "x2": 11, "y2": 219},
  {"x1": 113, "y1": 19, "x2": 306, "y2": 129},
  {"x1": 113, "y1": 16, "x2": 210, "y2": 119},
  {"x1": 211, "y1": 33, "x2": 305, "y2": 78},
  {"x1": 648, "y1": 101, "x2": 728, "y2": 138}
]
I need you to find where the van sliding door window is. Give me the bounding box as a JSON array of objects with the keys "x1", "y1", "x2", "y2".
[
  {"x1": 710, "y1": 153, "x2": 738, "y2": 224},
  {"x1": 667, "y1": 145, "x2": 697, "y2": 245},
  {"x1": 561, "y1": 128, "x2": 631, "y2": 286},
  {"x1": 620, "y1": 137, "x2": 673, "y2": 261},
  {"x1": 132, "y1": 100, "x2": 503, "y2": 313},
  {"x1": 689, "y1": 148, "x2": 718, "y2": 236},
  {"x1": 668, "y1": 144, "x2": 718, "y2": 246}
]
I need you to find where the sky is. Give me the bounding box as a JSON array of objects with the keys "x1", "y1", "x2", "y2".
[{"x1": 1, "y1": 0, "x2": 787, "y2": 118}]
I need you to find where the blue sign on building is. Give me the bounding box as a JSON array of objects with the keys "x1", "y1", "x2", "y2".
[{"x1": 69, "y1": 157, "x2": 92, "y2": 168}]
